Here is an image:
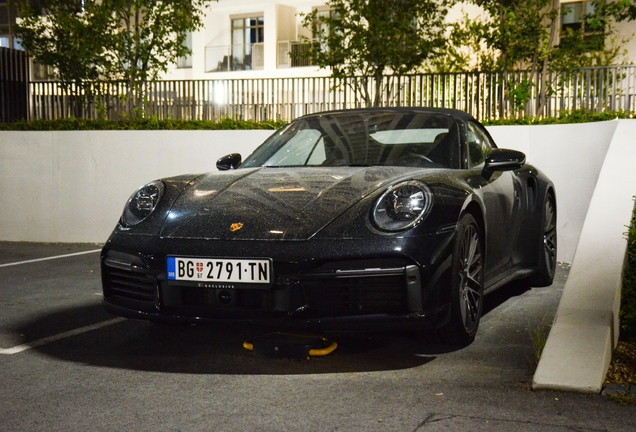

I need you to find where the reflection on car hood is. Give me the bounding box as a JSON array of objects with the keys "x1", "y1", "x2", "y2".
[{"x1": 160, "y1": 166, "x2": 416, "y2": 240}]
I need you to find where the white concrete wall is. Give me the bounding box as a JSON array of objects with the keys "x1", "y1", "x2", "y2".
[
  {"x1": 0, "y1": 130, "x2": 273, "y2": 243},
  {"x1": 533, "y1": 119, "x2": 636, "y2": 393},
  {"x1": 0, "y1": 122, "x2": 626, "y2": 260}
]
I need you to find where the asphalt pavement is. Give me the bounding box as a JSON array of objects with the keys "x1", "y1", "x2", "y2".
[{"x1": 0, "y1": 242, "x2": 634, "y2": 431}]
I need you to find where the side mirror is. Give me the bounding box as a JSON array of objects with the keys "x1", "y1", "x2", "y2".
[
  {"x1": 483, "y1": 148, "x2": 526, "y2": 177},
  {"x1": 216, "y1": 153, "x2": 242, "y2": 171}
]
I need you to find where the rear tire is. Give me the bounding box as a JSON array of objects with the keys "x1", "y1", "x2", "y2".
[
  {"x1": 527, "y1": 191, "x2": 557, "y2": 287},
  {"x1": 436, "y1": 213, "x2": 484, "y2": 345}
]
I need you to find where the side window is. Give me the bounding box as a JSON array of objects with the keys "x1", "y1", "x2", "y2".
[{"x1": 466, "y1": 122, "x2": 494, "y2": 168}]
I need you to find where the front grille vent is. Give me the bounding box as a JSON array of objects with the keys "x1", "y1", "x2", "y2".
[
  {"x1": 103, "y1": 266, "x2": 156, "y2": 301},
  {"x1": 302, "y1": 273, "x2": 407, "y2": 317}
]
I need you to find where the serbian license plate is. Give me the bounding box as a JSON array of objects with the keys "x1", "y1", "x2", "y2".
[{"x1": 166, "y1": 257, "x2": 272, "y2": 287}]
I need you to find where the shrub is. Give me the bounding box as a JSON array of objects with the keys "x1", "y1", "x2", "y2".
[
  {"x1": 2, "y1": 110, "x2": 635, "y2": 130},
  {"x1": 622, "y1": 202, "x2": 636, "y2": 342},
  {"x1": 0, "y1": 117, "x2": 288, "y2": 131},
  {"x1": 483, "y1": 110, "x2": 636, "y2": 126}
]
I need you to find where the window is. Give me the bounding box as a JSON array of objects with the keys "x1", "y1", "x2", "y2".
[
  {"x1": 177, "y1": 32, "x2": 192, "y2": 68},
  {"x1": 0, "y1": 0, "x2": 23, "y2": 50},
  {"x1": 561, "y1": 1, "x2": 604, "y2": 50},
  {"x1": 0, "y1": 1, "x2": 10, "y2": 35},
  {"x1": 231, "y1": 16, "x2": 264, "y2": 70},
  {"x1": 466, "y1": 122, "x2": 493, "y2": 169},
  {"x1": 311, "y1": 7, "x2": 340, "y2": 46},
  {"x1": 312, "y1": 8, "x2": 334, "y2": 39},
  {"x1": 242, "y1": 113, "x2": 460, "y2": 169},
  {"x1": 232, "y1": 16, "x2": 264, "y2": 46}
]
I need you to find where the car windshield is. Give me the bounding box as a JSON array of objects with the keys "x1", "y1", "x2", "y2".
[{"x1": 240, "y1": 111, "x2": 460, "y2": 169}]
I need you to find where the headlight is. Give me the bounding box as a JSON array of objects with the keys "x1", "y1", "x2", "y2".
[
  {"x1": 120, "y1": 180, "x2": 165, "y2": 227},
  {"x1": 372, "y1": 180, "x2": 433, "y2": 231}
]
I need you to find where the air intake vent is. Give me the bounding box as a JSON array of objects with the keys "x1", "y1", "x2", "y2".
[
  {"x1": 103, "y1": 267, "x2": 156, "y2": 301},
  {"x1": 302, "y1": 273, "x2": 407, "y2": 317}
]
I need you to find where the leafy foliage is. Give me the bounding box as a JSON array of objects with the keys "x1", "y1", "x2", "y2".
[
  {"x1": 300, "y1": 0, "x2": 452, "y2": 107},
  {"x1": 594, "y1": 0, "x2": 636, "y2": 22},
  {"x1": 483, "y1": 109, "x2": 636, "y2": 125},
  {"x1": 436, "y1": 1, "x2": 632, "y2": 116},
  {"x1": 442, "y1": 1, "x2": 630, "y2": 72},
  {"x1": 622, "y1": 201, "x2": 636, "y2": 342},
  {"x1": 15, "y1": 0, "x2": 213, "y2": 117},
  {"x1": 0, "y1": 117, "x2": 287, "y2": 131},
  {"x1": 433, "y1": 1, "x2": 559, "y2": 73},
  {"x1": 15, "y1": 1, "x2": 112, "y2": 88},
  {"x1": 2, "y1": 111, "x2": 632, "y2": 130}
]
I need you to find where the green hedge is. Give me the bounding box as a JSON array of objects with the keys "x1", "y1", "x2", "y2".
[
  {"x1": 1, "y1": 110, "x2": 635, "y2": 130},
  {"x1": 483, "y1": 110, "x2": 636, "y2": 126},
  {"x1": 623, "y1": 203, "x2": 636, "y2": 342},
  {"x1": 0, "y1": 117, "x2": 288, "y2": 131}
]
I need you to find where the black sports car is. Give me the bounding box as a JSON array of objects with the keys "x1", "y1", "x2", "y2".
[{"x1": 101, "y1": 108, "x2": 556, "y2": 344}]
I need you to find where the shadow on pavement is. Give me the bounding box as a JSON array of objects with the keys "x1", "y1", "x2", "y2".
[
  {"x1": 12, "y1": 279, "x2": 532, "y2": 375},
  {"x1": 482, "y1": 280, "x2": 531, "y2": 316}
]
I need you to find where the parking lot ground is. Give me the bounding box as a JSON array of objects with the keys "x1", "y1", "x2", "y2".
[{"x1": 0, "y1": 242, "x2": 634, "y2": 431}]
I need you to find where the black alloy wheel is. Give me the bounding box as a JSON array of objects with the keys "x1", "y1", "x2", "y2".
[{"x1": 439, "y1": 213, "x2": 484, "y2": 345}]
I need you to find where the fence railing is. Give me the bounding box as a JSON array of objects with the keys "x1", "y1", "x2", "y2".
[{"x1": 27, "y1": 65, "x2": 636, "y2": 122}]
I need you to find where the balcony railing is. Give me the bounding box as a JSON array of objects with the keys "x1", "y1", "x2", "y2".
[
  {"x1": 278, "y1": 41, "x2": 314, "y2": 68},
  {"x1": 205, "y1": 43, "x2": 264, "y2": 72}
]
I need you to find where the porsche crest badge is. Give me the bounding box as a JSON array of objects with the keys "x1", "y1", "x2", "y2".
[{"x1": 229, "y1": 223, "x2": 244, "y2": 232}]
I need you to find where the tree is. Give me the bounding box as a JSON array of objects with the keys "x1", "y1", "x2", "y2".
[
  {"x1": 434, "y1": 1, "x2": 560, "y2": 114},
  {"x1": 438, "y1": 1, "x2": 559, "y2": 74},
  {"x1": 15, "y1": 0, "x2": 213, "y2": 117},
  {"x1": 102, "y1": 0, "x2": 212, "y2": 116},
  {"x1": 15, "y1": 0, "x2": 113, "y2": 116},
  {"x1": 439, "y1": 0, "x2": 630, "y2": 115},
  {"x1": 593, "y1": 0, "x2": 636, "y2": 22},
  {"x1": 301, "y1": 0, "x2": 453, "y2": 107}
]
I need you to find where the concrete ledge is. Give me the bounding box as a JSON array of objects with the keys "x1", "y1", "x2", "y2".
[{"x1": 533, "y1": 119, "x2": 636, "y2": 393}]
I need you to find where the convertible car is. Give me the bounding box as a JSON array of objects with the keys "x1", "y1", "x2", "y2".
[{"x1": 101, "y1": 108, "x2": 556, "y2": 344}]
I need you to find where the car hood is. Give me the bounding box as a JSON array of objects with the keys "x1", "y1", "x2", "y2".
[{"x1": 160, "y1": 166, "x2": 416, "y2": 240}]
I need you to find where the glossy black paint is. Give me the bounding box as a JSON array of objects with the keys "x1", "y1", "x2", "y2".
[{"x1": 101, "y1": 108, "x2": 555, "y2": 333}]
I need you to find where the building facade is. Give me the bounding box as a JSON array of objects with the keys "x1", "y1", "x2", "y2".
[
  {"x1": 164, "y1": 0, "x2": 330, "y2": 81},
  {"x1": 2, "y1": 0, "x2": 636, "y2": 80},
  {"x1": 161, "y1": 0, "x2": 636, "y2": 81}
]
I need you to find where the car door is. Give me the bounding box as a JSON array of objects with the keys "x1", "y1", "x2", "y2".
[{"x1": 464, "y1": 121, "x2": 523, "y2": 280}]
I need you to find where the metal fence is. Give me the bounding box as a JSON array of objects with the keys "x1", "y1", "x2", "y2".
[
  {"x1": 27, "y1": 65, "x2": 636, "y2": 122},
  {"x1": 1, "y1": 47, "x2": 29, "y2": 122}
]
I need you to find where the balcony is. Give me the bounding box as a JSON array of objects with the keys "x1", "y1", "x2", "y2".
[
  {"x1": 205, "y1": 43, "x2": 264, "y2": 72},
  {"x1": 277, "y1": 41, "x2": 314, "y2": 68}
]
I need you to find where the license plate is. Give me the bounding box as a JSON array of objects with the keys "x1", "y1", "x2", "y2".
[{"x1": 166, "y1": 257, "x2": 272, "y2": 287}]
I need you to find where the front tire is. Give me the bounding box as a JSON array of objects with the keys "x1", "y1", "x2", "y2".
[{"x1": 437, "y1": 213, "x2": 484, "y2": 345}]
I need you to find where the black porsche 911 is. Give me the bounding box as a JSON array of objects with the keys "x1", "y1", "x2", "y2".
[{"x1": 101, "y1": 108, "x2": 556, "y2": 344}]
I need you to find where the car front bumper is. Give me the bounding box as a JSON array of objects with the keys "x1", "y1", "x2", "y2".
[{"x1": 101, "y1": 231, "x2": 455, "y2": 332}]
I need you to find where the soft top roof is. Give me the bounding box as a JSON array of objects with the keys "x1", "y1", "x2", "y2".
[{"x1": 297, "y1": 107, "x2": 478, "y2": 123}]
